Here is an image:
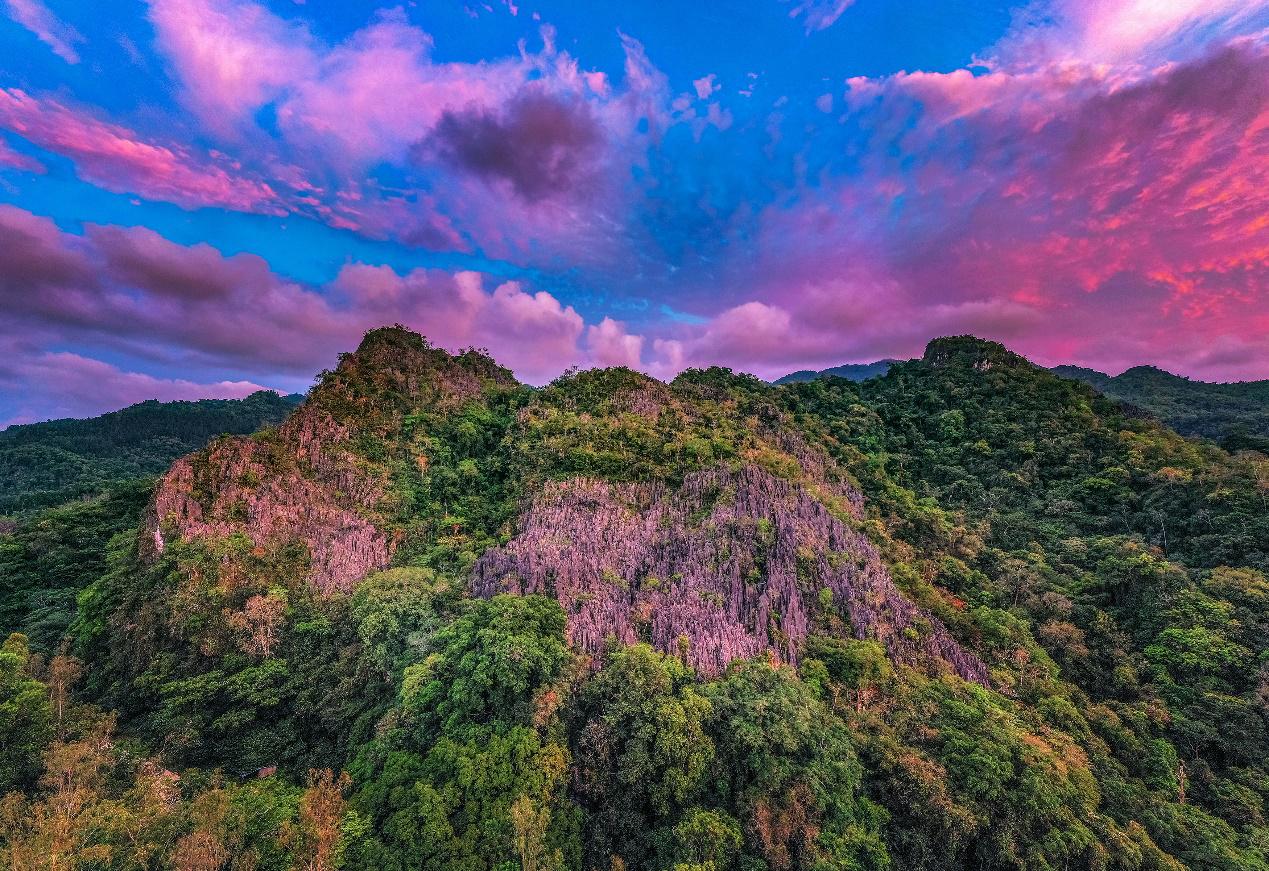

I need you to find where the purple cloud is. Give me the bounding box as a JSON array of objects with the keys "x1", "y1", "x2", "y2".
[
  {"x1": 0, "y1": 348, "x2": 270, "y2": 427},
  {"x1": 423, "y1": 89, "x2": 604, "y2": 202},
  {"x1": 783, "y1": 0, "x2": 856, "y2": 33}
]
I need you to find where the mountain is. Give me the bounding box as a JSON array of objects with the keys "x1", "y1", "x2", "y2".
[
  {"x1": 773, "y1": 359, "x2": 900, "y2": 384},
  {"x1": 0, "y1": 390, "x2": 303, "y2": 514},
  {"x1": 783, "y1": 357, "x2": 1269, "y2": 449},
  {"x1": 1052, "y1": 364, "x2": 1269, "y2": 446},
  {"x1": 2, "y1": 328, "x2": 1267, "y2": 871}
]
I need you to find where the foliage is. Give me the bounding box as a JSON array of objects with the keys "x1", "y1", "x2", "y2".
[
  {"x1": 0, "y1": 634, "x2": 51, "y2": 792},
  {"x1": 3, "y1": 329, "x2": 1268, "y2": 870},
  {"x1": 0, "y1": 481, "x2": 151, "y2": 653},
  {"x1": 1053, "y1": 364, "x2": 1269, "y2": 445}
]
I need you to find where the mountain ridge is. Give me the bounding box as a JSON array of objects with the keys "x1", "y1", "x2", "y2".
[
  {"x1": 781, "y1": 353, "x2": 1269, "y2": 444},
  {"x1": 0, "y1": 389, "x2": 303, "y2": 515},
  {"x1": 3, "y1": 327, "x2": 1267, "y2": 871}
]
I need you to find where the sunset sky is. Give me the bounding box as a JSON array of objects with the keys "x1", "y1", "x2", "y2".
[{"x1": 1, "y1": 0, "x2": 1268, "y2": 424}]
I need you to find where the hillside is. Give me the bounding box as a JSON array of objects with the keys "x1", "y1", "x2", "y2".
[
  {"x1": 781, "y1": 359, "x2": 1269, "y2": 448},
  {"x1": 1052, "y1": 364, "x2": 1269, "y2": 446},
  {"x1": 0, "y1": 390, "x2": 304, "y2": 659},
  {"x1": 0, "y1": 390, "x2": 303, "y2": 514},
  {"x1": 1, "y1": 328, "x2": 1267, "y2": 870}
]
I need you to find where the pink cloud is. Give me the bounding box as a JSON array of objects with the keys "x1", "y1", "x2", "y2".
[
  {"x1": 0, "y1": 89, "x2": 286, "y2": 213},
  {"x1": 585, "y1": 317, "x2": 644, "y2": 368},
  {"x1": 1, "y1": 206, "x2": 605, "y2": 391},
  {"x1": 136, "y1": 1, "x2": 665, "y2": 263},
  {"x1": 0, "y1": 138, "x2": 45, "y2": 173},
  {"x1": 334, "y1": 264, "x2": 585, "y2": 382},
  {"x1": 989, "y1": 0, "x2": 1264, "y2": 68},
  {"x1": 4, "y1": 0, "x2": 83, "y2": 63},
  {"x1": 0, "y1": 220, "x2": 343, "y2": 373},
  {"x1": 146, "y1": 0, "x2": 614, "y2": 171},
  {"x1": 693, "y1": 74, "x2": 718, "y2": 100},
  {"x1": 147, "y1": 0, "x2": 316, "y2": 135},
  {"x1": 276, "y1": 12, "x2": 530, "y2": 166},
  {"x1": 705, "y1": 37, "x2": 1269, "y2": 381}
]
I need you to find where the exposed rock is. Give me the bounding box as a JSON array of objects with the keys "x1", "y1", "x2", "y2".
[
  {"x1": 146, "y1": 404, "x2": 392, "y2": 594},
  {"x1": 474, "y1": 464, "x2": 989, "y2": 683}
]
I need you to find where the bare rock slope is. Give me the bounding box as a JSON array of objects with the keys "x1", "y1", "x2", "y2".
[{"x1": 476, "y1": 463, "x2": 989, "y2": 682}]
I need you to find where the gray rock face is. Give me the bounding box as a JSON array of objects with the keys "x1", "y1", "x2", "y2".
[
  {"x1": 146, "y1": 404, "x2": 393, "y2": 594},
  {"x1": 474, "y1": 464, "x2": 989, "y2": 682}
]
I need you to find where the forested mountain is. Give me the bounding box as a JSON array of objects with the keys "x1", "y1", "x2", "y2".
[
  {"x1": 0, "y1": 390, "x2": 304, "y2": 671},
  {"x1": 1052, "y1": 364, "x2": 1269, "y2": 447},
  {"x1": 2, "y1": 328, "x2": 1267, "y2": 870},
  {"x1": 781, "y1": 359, "x2": 1269, "y2": 449},
  {"x1": 773, "y1": 360, "x2": 900, "y2": 384},
  {"x1": 0, "y1": 391, "x2": 303, "y2": 515}
]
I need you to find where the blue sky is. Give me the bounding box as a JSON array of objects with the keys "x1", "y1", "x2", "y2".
[{"x1": 1, "y1": 0, "x2": 1267, "y2": 424}]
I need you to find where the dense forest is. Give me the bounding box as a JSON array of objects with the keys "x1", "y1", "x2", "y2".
[
  {"x1": 778, "y1": 360, "x2": 1269, "y2": 449},
  {"x1": 0, "y1": 392, "x2": 303, "y2": 515},
  {"x1": 1, "y1": 327, "x2": 1266, "y2": 870}
]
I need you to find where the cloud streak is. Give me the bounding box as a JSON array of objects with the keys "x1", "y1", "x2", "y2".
[
  {"x1": 0, "y1": 90, "x2": 286, "y2": 213},
  {"x1": 4, "y1": 0, "x2": 83, "y2": 63}
]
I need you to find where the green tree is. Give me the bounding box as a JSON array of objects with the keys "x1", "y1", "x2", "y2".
[
  {"x1": 702, "y1": 661, "x2": 889, "y2": 870},
  {"x1": 570, "y1": 644, "x2": 714, "y2": 868},
  {"x1": 0, "y1": 633, "x2": 52, "y2": 791},
  {"x1": 404, "y1": 595, "x2": 571, "y2": 741}
]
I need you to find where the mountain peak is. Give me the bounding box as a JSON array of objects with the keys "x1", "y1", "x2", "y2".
[
  {"x1": 922, "y1": 335, "x2": 1029, "y2": 370},
  {"x1": 145, "y1": 327, "x2": 524, "y2": 593}
]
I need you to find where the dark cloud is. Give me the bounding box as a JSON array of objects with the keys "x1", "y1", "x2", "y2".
[
  {"x1": 0, "y1": 204, "x2": 602, "y2": 423},
  {"x1": 422, "y1": 89, "x2": 604, "y2": 202},
  {"x1": 0, "y1": 205, "x2": 93, "y2": 294}
]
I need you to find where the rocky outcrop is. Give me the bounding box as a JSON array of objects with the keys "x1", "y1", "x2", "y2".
[
  {"x1": 138, "y1": 327, "x2": 989, "y2": 680},
  {"x1": 473, "y1": 464, "x2": 989, "y2": 683},
  {"x1": 143, "y1": 327, "x2": 516, "y2": 594},
  {"x1": 146, "y1": 403, "x2": 392, "y2": 594}
]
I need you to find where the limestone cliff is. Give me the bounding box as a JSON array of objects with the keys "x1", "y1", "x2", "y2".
[
  {"x1": 474, "y1": 463, "x2": 989, "y2": 682},
  {"x1": 141, "y1": 327, "x2": 988, "y2": 683}
]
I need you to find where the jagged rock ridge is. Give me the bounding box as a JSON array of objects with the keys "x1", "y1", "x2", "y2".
[
  {"x1": 474, "y1": 463, "x2": 989, "y2": 682},
  {"x1": 141, "y1": 327, "x2": 988, "y2": 683}
]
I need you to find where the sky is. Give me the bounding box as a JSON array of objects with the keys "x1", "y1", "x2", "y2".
[{"x1": 1, "y1": 0, "x2": 1268, "y2": 425}]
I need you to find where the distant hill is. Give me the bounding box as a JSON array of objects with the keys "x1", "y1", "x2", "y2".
[
  {"x1": 0, "y1": 390, "x2": 303, "y2": 514},
  {"x1": 1052, "y1": 364, "x2": 1269, "y2": 447},
  {"x1": 774, "y1": 359, "x2": 901, "y2": 384}
]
